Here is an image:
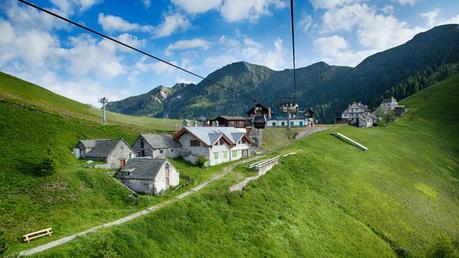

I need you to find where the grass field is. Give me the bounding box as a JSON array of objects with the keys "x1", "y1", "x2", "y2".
[
  {"x1": 0, "y1": 72, "x2": 227, "y2": 255},
  {"x1": 0, "y1": 72, "x2": 179, "y2": 132},
  {"x1": 34, "y1": 75, "x2": 459, "y2": 257}
]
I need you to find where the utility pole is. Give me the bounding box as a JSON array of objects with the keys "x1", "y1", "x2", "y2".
[{"x1": 99, "y1": 97, "x2": 108, "y2": 125}]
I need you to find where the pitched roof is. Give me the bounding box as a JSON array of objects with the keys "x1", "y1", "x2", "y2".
[
  {"x1": 348, "y1": 102, "x2": 367, "y2": 109},
  {"x1": 82, "y1": 139, "x2": 129, "y2": 158},
  {"x1": 381, "y1": 97, "x2": 397, "y2": 104},
  {"x1": 140, "y1": 134, "x2": 182, "y2": 149},
  {"x1": 120, "y1": 158, "x2": 167, "y2": 180},
  {"x1": 175, "y1": 127, "x2": 251, "y2": 146}
]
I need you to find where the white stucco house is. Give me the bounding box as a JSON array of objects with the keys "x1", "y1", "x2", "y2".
[
  {"x1": 379, "y1": 97, "x2": 398, "y2": 111},
  {"x1": 118, "y1": 158, "x2": 179, "y2": 194},
  {"x1": 266, "y1": 116, "x2": 307, "y2": 128},
  {"x1": 174, "y1": 127, "x2": 253, "y2": 166}
]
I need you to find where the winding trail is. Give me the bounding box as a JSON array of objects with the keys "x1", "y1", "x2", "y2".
[
  {"x1": 18, "y1": 128, "x2": 327, "y2": 257},
  {"x1": 18, "y1": 158, "x2": 256, "y2": 257}
]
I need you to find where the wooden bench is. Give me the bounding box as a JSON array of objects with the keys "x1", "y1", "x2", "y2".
[{"x1": 23, "y1": 228, "x2": 53, "y2": 243}]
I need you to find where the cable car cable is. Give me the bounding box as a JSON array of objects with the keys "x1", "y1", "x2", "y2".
[{"x1": 16, "y1": 0, "x2": 257, "y2": 103}]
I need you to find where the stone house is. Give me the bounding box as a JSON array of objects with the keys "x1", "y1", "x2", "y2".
[
  {"x1": 379, "y1": 97, "x2": 406, "y2": 116},
  {"x1": 357, "y1": 113, "x2": 376, "y2": 128},
  {"x1": 118, "y1": 158, "x2": 179, "y2": 194},
  {"x1": 131, "y1": 134, "x2": 182, "y2": 159},
  {"x1": 174, "y1": 126, "x2": 253, "y2": 166},
  {"x1": 379, "y1": 97, "x2": 398, "y2": 111},
  {"x1": 74, "y1": 139, "x2": 135, "y2": 169}
]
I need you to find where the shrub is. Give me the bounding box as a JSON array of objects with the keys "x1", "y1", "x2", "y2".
[
  {"x1": 197, "y1": 155, "x2": 209, "y2": 168},
  {"x1": 38, "y1": 142, "x2": 58, "y2": 176},
  {"x1": 428, "y1": 236, "x2": 455, "y2": 258}
]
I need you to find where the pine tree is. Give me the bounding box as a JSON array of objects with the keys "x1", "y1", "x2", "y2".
[{"x1": 39, "y1": 142, "x2": 58, "y2": 176}]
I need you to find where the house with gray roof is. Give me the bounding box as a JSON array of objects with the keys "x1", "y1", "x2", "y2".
[
  {"x1": 118, "y1": 158, "x2": 179, "y2": 194},
  {"x1": 131, "y1": 134, "x2": 182, "y2": 159},
  {"x1": 74, "y1": 139, "x2": 135, "y2": 169},
  {"x1": 174, "y1": 126, "x2": 253, "y2": 166}
]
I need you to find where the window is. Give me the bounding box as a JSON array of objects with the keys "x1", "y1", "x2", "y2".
[
  {"x1": 299, "y1": 121, "x2": 304, "y2": 126},
  {"x1": 213, "y1": 152, "x2": 219, "y2": 160},
  {"x1": 232, "y1": 150, "x2": 238, "y2": 157},
  {"x1": 141, "y1": 150, "x2": 145, "y2": 157},
  {"x1": 281, "y1": 122, "x2": 285, "y2": 126},
  {"x1": 223, "y1": 151, "x2": 228, "y2": 159},
  {"x1": 272, "y1": 122, "x2": 276, "y2": 126},
  {"x1": 160, "y1": 149, "x2": 164, "y2": 154},
  {"x1": 290, "y1": 121, "x2": 294, "y2": 126},
  {"x1": 140, "y1": 138, "x2": 144, "y2": 148},
  {"x1": 190, "y1": 140, "x2": 200, "y2": 147}
]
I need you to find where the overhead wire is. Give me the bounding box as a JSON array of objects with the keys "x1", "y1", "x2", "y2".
[
  {"x1": 289, "y1": 0, "x2": 297, "y2": 102},
  {"x1": 16, "y1": 0, "x2": 257, "y2": 102}
]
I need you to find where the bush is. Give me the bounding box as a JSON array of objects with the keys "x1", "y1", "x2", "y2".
[
  {"x1": 375, "y1": 107, "x2": 396, "y2": 127},
  {"x1": 0, "y1": 230, "x2": 9, "y2": 256},
  {"x1": 38, "y1": 142, "x2": 58, "y2": 176},
  {"x1": 428, "y1": 236, "x2": 455, "y2": 258},
  {"x1": 197, "y1": 155, "x2": 209, "y2": 168}
]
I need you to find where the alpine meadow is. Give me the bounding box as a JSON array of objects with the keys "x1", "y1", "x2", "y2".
[{"x1": 1, "y1": 0, "x2": 459, "y2": 257}]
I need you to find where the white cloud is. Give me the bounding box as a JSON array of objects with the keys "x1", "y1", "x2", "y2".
[
  {"x1": 50, "y1": 0, "x2": 103, "y2": 15},
  {"x1": 313, "y1": 35, "x2": 348, "y2": 56},
  {"x1": 418, "y1": 10, "x2": 459, "y2": 28},
  {"x1": 382, "y1": 5, "x2": 394, "y2": 14},
  {"x1": 98, "y1": 13, "x2": 153, "y2": 33},
  {"x1": 420, "y1": 9, "x2": 440, "y2": 27},
  {"x1": 61, "y1": 35, "x2": 124, "y2": 79},
  {"x1": 165, "y1": 38, "x2": 211, "y2": 55},
  {"x1": 322, "y1": 3, "x2": 424, "y2": 51},
  {"x1": 313, "y1": 35, "x2": 374, "y2": 66},
  {"x1": 397, "y1": 0, "x2": 417, "y2": 6},
  {"x1": 309, "y1": 0, "x2": 361, "y2": 10},
  {"x1": 299, "y1": 13, "x2": 314, "y2": 32},
  {"x1": 442, "y1": 14, "x2": 459, "y2": 24},
  {"x1": 153, "y1": 13, "x2": 190, "y2": 37},
  {"x1": 220, "y1": 0, "x2": 287, "y2": 22},
  {"x1": 172, "y1": 0, "x2": 222, "y2": 14}
]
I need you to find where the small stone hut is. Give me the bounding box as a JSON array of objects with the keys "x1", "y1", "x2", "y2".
[{"x1": 118, "y1": 158, "x2": 179, "y2": 194}]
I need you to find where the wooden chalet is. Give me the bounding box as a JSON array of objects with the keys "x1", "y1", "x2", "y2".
[{"x1": 213, "y1": 116, "x2": 248, "y2": 128}]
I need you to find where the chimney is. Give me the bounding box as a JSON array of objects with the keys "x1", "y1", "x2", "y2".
[{"x1": 268, "y1": 107, "x2": 272, "y2": 119}]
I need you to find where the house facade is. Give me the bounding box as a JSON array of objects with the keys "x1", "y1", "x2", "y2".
[
  {"x1": 119, "y1": 158, "x2": 179, "y2": 194},
  {"x1": 131, "y1": 134, "x2": 182, "y2": 159},
  {"x1": 174, "y1": 127, "x2": 252, "y2": 166},
  {"x1": 212, "y1": 116, "x2": 248, "y2": 128},
  {"x1": 74, "y1": 139, "x2": 135, "y2": 169},
  {"x1": 357, "y1": 113, "x2": 375, "y2": 128},
  {"x1": 380, "y1": 97, "x2": 398, "y2": 111},
  {"x1": 266, "y1": 116, "x2": 307, "y2": 128},
  {"x1": 342, "y1": 102, "x2": 370, "y2": 122}
]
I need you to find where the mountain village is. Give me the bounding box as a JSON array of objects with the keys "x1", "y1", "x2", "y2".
[
  {"x1": 73, "y1": 96, "x2": 405, "y2": 195},
  {"x1": 1, "y1": 0, "x2": 458, "y2": 256}
]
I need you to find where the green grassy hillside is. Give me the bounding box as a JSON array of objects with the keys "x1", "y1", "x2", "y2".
[
  {"x1": 0, "y1": 72, "x2": 194, "y2": 254},
  {"x1": 37, "y1": 75, "x2": 459, "y2": 257},
  {"x1": 0, "y1": 72, "x2": 179, "y2": 132}
]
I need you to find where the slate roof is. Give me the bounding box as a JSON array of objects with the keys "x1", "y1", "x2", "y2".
[
  {"x1": 120, "y1": 158, "x2": 167, "y2": 180},
  {"x1": 178, "y1": 127, "x2": 249, "y2": 146},
  {"x1": 140, "y1": 134, "x2": 182, "y2": 149},
  {"x1": 80, "y1": 139, "x2": 129, "y2": 158},
  {"x1": 381, "y1": 97, "x2": 397, "y2": 104}
]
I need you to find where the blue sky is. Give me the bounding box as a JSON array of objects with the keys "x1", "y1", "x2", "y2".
[{"x1": 0, "y1": 0, "x2": 458, "y2": 106}]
